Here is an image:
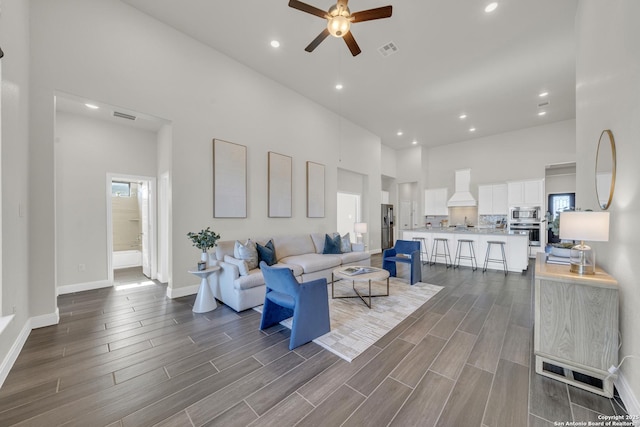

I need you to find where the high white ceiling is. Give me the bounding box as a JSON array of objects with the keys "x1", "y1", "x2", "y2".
[{"x1": 120, "y1": 0, "x2": 578, "y2": 149}]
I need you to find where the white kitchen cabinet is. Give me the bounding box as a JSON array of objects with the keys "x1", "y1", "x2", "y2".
[
  {"x1": 478, "y1": 184, "x2": 508, "y2": 215},
  {"x1": 508, "y1": 179, "x2": 544, "y2": 207},
  {"x1": 424, "y1": 188, "x2": 448, "y2": 216}
]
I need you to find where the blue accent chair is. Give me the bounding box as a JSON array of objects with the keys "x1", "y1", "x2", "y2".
[
  {"x1": 382, "y1": 240, "x2": 422, "y2": 285},
  {"x1": 259, "y1": 261, "x2": 331, "y2": 350}
]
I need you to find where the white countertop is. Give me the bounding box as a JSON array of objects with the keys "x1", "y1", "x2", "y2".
[{"x1": 407, "y1": 227, "x2": 526, "y2": 237}]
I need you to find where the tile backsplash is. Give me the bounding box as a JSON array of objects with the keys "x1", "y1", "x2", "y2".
[{"x1": 448, "y1": 206, "x2": 478, "y2": 226}]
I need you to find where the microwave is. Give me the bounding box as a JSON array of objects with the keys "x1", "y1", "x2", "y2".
[{"x1": 510, "y1": 206, "x2": 541, "y2": 222}]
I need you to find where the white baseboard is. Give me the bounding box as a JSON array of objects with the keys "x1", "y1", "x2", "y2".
[
  {"x1": 616, "y1": 371, "x2": 640, "y2": 422},
  {"x1": 166, "y1": 284, "x2": 198, "y2": 299},
  {"x1": 57, "y1": 280, "x2": 112, "y2": 295},
  {"x1": 0, "y1": 308, "x2": 59, "y2": 388},
  {"x1": 0, "y1": 319, "x2": 31, "y2": 388},
  {"x1": 29, "y1": 308, "x2": 60, "y2": 330}
]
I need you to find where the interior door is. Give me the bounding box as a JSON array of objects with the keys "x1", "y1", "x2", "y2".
[
  {"x1": 139, "y1": 181, "x2": 151, "y2": 278},
  {"x1": 400, "y1": 200, "x2": 412, "y2": 230}
]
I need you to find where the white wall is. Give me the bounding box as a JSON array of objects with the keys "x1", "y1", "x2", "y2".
[
  {"x1": 380, "y1": 144, "x2": 397, "y2": 178},
  {"x1": 576, "y1": 1, "x2": 640, "y2": 413},
  {"x1": 157, "y1": 124, "x2": 172, "y2": 284},
  {"x1": 0, "y1": 0, "x2": 31, "y2": 382},
  {"x1": 426, "y1": 120, "x2": 576, "y2": 191},
  {"x1": 545, "y1": 174, "x2": 576, "y2": 197},
  {"x1": 29, "y1": 0, "x2": 382, "y2": 304},
  {"x1": 55, "y1": 111, "x2": 158, "y2": 288},
  {"x1": 392, "y1": 120, "x2": 575, "y2": 227},
  {"x1": 395, "y1": 146, "x2": 423, "y2": 184}
]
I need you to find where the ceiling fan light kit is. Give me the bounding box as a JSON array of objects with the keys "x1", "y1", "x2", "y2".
[
  {"x1": 288, "y1": 0, "x2": 392, "y2": 56},
  {"x1": 327, "y1": 15, "x2": 351, "y2": 37}
]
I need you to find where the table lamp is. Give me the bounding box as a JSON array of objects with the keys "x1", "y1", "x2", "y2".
[
  {"x1": 354, "y1": 222, "x2": 368, "y2": 244},
  {"x1": 559, "y1": 211, "x2": 609, "y2": 274}
]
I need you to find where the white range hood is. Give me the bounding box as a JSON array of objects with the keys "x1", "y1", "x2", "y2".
[{"x1": 447, "y1": 169, "x2": 477, "y2": 207}]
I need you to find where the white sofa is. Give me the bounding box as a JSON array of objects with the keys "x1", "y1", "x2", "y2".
[{"x1": 210, "y1": 233, "x2": 371, "y2": 312}]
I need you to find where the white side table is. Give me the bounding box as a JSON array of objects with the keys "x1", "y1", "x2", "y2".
[{"x1": 188, "y1": 265, "x2": 221, "y2": 313}]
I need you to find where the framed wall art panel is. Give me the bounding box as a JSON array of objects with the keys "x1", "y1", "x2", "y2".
[
  {"x1": 213, "y1": 139, "x2": 247, "y2": 218},
  {"x1": 306, "y1": 161, "x2": 325, "y2": 218},
  {"x1": 268, "y1": 151, "x2": 292, "y2": 218}
]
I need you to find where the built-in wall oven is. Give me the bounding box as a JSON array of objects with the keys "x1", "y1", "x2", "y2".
[
  {"x1": 509, "y1": 206, "x2": 542, "y2": 256},
  {"x1": 509, "y1": 222, "x2": 541, "y2": 248}
]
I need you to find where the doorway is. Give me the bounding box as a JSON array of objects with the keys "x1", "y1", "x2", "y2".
[
  {"x1": 107, "y1": 174, "x2": 157, "y2": 285},
  {"x1": 337, "y1": 192, "x2": 361, "y2": 240},
  {"x1": 547, "y1": 192, "x2": 575, "y2": 243}
]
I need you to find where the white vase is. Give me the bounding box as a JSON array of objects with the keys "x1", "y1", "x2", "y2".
[{"x1": 200, "y1": 251, "x2": 208, "y2": 268}]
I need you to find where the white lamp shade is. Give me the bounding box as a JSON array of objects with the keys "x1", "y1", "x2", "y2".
[
  {"x1": 559, "y1": 211, "x2": 610, "y2": 242},
  {"x1": 354, "y1": 222, "x2": 368, "y2": 234}
]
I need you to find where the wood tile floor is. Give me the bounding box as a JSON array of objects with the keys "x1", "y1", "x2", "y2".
[{"x1": 0, "y1": 259, "x2": 628, "y2": 426}]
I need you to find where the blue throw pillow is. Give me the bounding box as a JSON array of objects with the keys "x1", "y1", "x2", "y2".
[
  {"x1": 257, "y1": 239, "x2": 277, "y2": 266},
  {"x1": 323, "y1": 233, "x2": 342, "y2": 254}
]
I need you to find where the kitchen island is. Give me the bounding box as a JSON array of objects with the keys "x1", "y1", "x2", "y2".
[{"x1": 402, "y1": 227, "x2": 529, "y2": 272}]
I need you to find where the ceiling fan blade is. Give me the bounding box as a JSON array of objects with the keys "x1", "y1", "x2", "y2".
[
  {"x1": 288, "y1": 0, "x2": 328, "y2": 19},
  {"x1": 305, "y1": 28, "x2": 331, "y2": 52},
  {"x1": 343, "y1": 32, "x2": 361, "y2": 56},
  {"x1": 351, "y1": 5, "x2": 393, "y2": 23}
]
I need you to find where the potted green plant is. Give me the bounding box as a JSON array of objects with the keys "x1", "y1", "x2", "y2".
[
  {"x1": 187, "y1": 227, "x2": 221, "y2": 269},
  {"x1": 546, "y1": 208, "x2": 591, "y2": 257}
]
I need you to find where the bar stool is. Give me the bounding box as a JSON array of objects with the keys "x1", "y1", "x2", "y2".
[
  {"x1": 454, "y1": 239, "x2": 477, "y2": 271},
  {"x1": 483, "y1": 241, "x2": 508, "y2": 275},
  {"x1": 412, "y1": 237, "x2": 429, "y2": 265},
  {"x1": 430, "y1": 237, "x2": 452, "y2": 268}
]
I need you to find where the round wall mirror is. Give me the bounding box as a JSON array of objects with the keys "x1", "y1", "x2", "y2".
[{"x1": 595, "y1": 129, "x2": 616, "y2": 210}]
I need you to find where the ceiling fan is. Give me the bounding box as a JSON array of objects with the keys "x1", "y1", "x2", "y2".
[{"x1": 288, "y1": 0, "x2": 393, "y2": 56}]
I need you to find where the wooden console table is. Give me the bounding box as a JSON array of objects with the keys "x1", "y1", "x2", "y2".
[{"x1": 534, "y1": 253, "x2": 618, "y2": 397}]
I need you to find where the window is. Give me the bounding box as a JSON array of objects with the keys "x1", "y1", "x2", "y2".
[{"x1": 112, "y1": 181, "x2": 131, "y2": 197}]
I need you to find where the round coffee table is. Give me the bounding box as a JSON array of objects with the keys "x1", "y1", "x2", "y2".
[{"x1": 331, "y1": 266, "x2": 390, "y2": 309}]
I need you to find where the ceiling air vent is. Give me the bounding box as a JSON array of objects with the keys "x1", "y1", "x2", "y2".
[
  {"x1": 378, "y1": 42, "x2": 399, "y2": 58},
  {"x1": 113, "y1": 111, "x2": 137, "y2": 121}
]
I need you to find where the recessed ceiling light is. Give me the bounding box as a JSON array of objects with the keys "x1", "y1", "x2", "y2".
[
  {"x1": 397, "y1": 131, "x2": 403, "y2": 136},
  {"x1": 469, "y1": 127, "x2": 476, "y2": 132},
  {"x1": 335, "y1": 84, "x2": 343, "y2": 90},
  {"x1": 459, "y1": 114, "x2": 467, "y2": 120},
  {"x1": 270, "y1": 40, "x2": 280, "y2": 48},
  {"x1": 85, "y1": 103, "x2": 99, "y2": 109},
  {"x1": 539, "y1": 91, "x2": 549, "y2": 97},
  {"x1": 485, "y1": 2, "x2": 498, "y2": 13},
  {"x1": 412, "y1": 140, "x2": 418, "y2": 145},
  {"x1": 538, "y1": 111, "x2": 547, "y2": 116}
]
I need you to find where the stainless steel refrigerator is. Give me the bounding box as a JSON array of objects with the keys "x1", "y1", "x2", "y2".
[{"x1": 381, "y1": 204, "x2": 394, "y2": 250}]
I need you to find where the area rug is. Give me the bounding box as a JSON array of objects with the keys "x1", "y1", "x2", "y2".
[{"x1": 255, "y1": 278, "x2": 443, "y2": 362}]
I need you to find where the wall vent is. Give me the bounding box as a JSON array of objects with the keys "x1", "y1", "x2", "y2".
[
  {"x1": 538, "y1": 101, "x2": 550, "y2": 108},
  {"x1": 378, "y1": 41, "x2": 399, "y2": 57},
  {"x1": 113, "y1": 111, "x2": 137, "y2": 121}
]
